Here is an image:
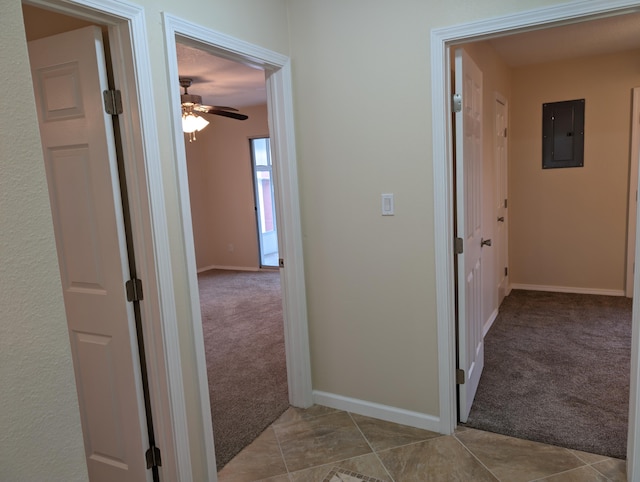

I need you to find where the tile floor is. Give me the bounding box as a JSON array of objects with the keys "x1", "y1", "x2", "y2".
[{"x1": 217, "y1": 405, "x2": 627, "y2": 482}]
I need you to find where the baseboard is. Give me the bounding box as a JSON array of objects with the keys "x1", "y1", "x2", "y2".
[
  {"x1": 312, "y1": 390, "x2": 442, "y2": 433},
  {"x1": 483, "y1": 308, "x2": 498, "y2": 337},
  {"x1": 196, "y1": 264, "x2": 259, "y2": 273},
  {"x1": 510, "y1": 283, "x2": 624, "y2": 297}
]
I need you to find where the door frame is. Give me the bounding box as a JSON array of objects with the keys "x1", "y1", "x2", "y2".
[
  {"x1": 23, "y1": 0, "x2": 192, "y2": 480},
  {"x1": 494, "y1": 92, "x2": 509, "y2": 307},
  {"x1": 431, "y1": 0, "x2": 640, "y2": 479},
  {"x1": 627, "y1": 87, "x2": 640, "y2": 297},
  {"x1": 162, "y1": 13, "x2": 313, "y2": 475}
]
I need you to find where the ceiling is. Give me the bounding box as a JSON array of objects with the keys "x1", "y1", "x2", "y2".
[
  {"x1": 488, "y1": 12, "x2": 640, "y2": 67},
  {"x1": 173, "y1": 11, "x2": 640, "y2": 110},
  {"x1": 176, "y1": 42, "x2": 267, "y2": 109}
]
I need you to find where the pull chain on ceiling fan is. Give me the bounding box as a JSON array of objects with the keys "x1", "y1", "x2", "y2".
[{"x1": 179, "y1": 77, "x2": 249, "y2": 142}]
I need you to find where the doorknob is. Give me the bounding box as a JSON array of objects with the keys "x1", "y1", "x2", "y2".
[
  {"x1": 481, "y1": 238, "x2": 492, "y2": 247},
  {"x1": 497, "y1": 217, "x2": 505, "y2": 222}
]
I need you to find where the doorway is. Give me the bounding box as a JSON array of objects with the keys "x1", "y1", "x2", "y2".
[
  {"x1": 456, "y1": 31, "x2": 635, "y2": 455},
  {"x1": 21, "y1": 2, "x2": 186, "y2": 480},
  {"x1": 163, "y1": 12, "x2": 313, "y2": 474},
  {"x1": 251, "y1": 137, "x2": 280, "y2": 268},
  {"x1": 176, "y1": 40, "x2": 288, "y2": 468},
  {"x1": 432, "y1": 1, "x2": 640, "y2": 479}
]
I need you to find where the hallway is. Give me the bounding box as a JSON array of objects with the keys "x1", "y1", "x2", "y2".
[{"x1": 217, "y1": 405, "x2": 627, "y2": 481}]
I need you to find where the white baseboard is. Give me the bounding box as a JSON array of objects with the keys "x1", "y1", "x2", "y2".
[
  {"x1": 312, "y1": 390, "x2": 442, "y2": 433},
  {"x1": 196, "y1": 264, "x2": 259, "y2": 273},
  {"x1": 510, "y1": 283, "x2": 624, "y2": 297},
  {"x1": 483, "y1": 308, "x2": 498, "y2": 337}
]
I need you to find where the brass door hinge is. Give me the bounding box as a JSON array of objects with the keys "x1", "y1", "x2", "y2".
[
  {"x1": 145, "y1": 445, "x2": 162, "y2": 469},
  {"x1": 125, "y1": 278, "x2": 144, "y2": 302},
  {"x1": 454, "y1": 237, "x2": 464, "y2": 255},
  {"x1": 103, "y1": 89, "x2": 123, "y2": 115}
]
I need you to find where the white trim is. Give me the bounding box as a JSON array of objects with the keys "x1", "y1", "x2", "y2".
[
  {"x1": 313, "y1": 391, "x2": 441, "y2": 433},
  {"x1": 510, "y1": 283, "x2": 625, "y2": 297},
  {"x1": 265, "y1": 60, "x2": 314, "y2": 408},
  {"x1": 23, "y1": 0, "x2": 192, "y2": 481},
  {"x1": 162, "y1": 13, "x2": 313, "y2": 478},
  {"x1": 483, "y1": 308, "x2": 499, "y2": 338},
  {"x1": 627, "y1": 87, "x2": 640, "y2": 298},
  {"x1": 494, "y1": 91, "x2": 509, "y2": 306},
  {"x1": 431, "y1": 1, "x2": 640, "y2": 480},
  {"x1": 196, "y1": 265, "x2": 260, "y2": 273}
]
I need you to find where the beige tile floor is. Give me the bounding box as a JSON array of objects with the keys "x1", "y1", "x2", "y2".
[{"x1": 217, "y1": 405, "x2": 627, "y2": 482}]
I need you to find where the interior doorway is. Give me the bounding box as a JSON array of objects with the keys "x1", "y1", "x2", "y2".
[
  {"x1": 175, "y1": 40, "x2": 288, "y2": 469},
  {"x1": 251, "y1": 137, "x2": 280, "y2": 268},
  {"x1": 163, "y1": 14, "x2": 313, "y2": 474},
  {"x1": 21, "y1": 2, "x2": 186, "y2": 480},
  {"x1": 432, "y1": 2, "x2": 640, "y2": 479}
]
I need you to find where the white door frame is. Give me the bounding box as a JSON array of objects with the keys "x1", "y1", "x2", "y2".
[
  {"x1": 627, "y1": 87, "x2": 640, "y2": 297},
  {"x1": 431, "y1": 0, "x2": 640, "y2": 479},
  {"x1": 494, "y1": 92, "x2": 509, "y2": 307},
  {"x1": 23, "y1": 0, "x2": 192, "y2": 480},
  {"x1": 162, "y1": 13, "x2": 313, "y2": 475}
]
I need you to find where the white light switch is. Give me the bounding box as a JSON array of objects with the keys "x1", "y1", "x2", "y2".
[{"x1": 381, "y1": 193, "x2": 394, "y2": 216}]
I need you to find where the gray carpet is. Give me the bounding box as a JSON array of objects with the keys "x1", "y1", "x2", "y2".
[
  {"x1": 464, "y1": 290, "x2": 631, "y2": 459},
  {"x1": 198, "y1": 269, "x2": 289, "y2": 470}
]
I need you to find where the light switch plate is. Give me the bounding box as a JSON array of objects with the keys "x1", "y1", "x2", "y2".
[{"x1": 382, "y1": 193, "x2": 394, "y2": 215}]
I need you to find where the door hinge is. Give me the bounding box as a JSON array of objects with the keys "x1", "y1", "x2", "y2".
[
  {"x1": 505, "y1": 267, "x2": 508, "y2": 276},
  {"x1": 504, "y1": 127, "x2": 508, "y2": 137},
  {"x1": 452, "y1": 93, "x2": 462, "y2": 113},
  {"x1": 125, "y1": 278, "x2": 144, "y2": 302},
  {"x1": 454, "y1": 237, "x2": 464, "y2": 255},
  {"x1": 504, "y1": 199, "x2": 508, "y2": 208},
  {"x1": 145, "y1": 445, "x2": 162, "y2": 469},
  {"x1": 279, "y1": 258, "x2": 285, "y2": 268},
  {"x1": 456, "y1": 369, "x2": 466, "y2": 385},
  {"x1": 103, "y1": 89, "x2": 123, "y2": 115}
]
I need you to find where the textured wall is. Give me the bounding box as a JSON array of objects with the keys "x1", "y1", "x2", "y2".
[
  {"x1": 186, "y1": 104, "x2": 269, "y2": 271},
  {"x1": 510, "y1": 50, "x2": 640, "y2": 291},
  {"x1": 0, "y1": 3, "x2": 87, "y2": 481}
]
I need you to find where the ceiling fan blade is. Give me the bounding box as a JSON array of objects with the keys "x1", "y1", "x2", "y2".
[
  {"x1": 213, "y1": 106, "x2": 239, "y2": 112},
  {"x1": 195, "y1": 104, "x2": 239, "y2": 112},
  {"x1": 205, "y1": 109, "x2": 249, "y2": 121}
]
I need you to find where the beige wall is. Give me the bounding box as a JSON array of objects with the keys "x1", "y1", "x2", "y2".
[
  {"x1": 286, "y1": 0, "x2": 557, "y2": 415},
  {"x1": 186, "y1": 104, "x2": 269, "y2": 271},
  {"x1": 5, "y1": 1, "x2": 288, "y2": 481},
  {"x1": 3, "y1": 1, "x2": 607, "y2": 480},
  {"x1": 1, "y1": 3, "x2": 88, "y2": 481},
  {"x1": 510, "y1": 49, "x2": 640, "y2": 291}
]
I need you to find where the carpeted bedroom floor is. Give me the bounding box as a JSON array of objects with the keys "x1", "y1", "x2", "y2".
[
  {"x1": 198, "y1": 269, "x2": 289, "y2": 470},
  {"x1": 464, "y1": 289, "x2": 632, "y2": 459}
]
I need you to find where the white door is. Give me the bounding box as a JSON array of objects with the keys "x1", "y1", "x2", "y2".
[
  {"x1": 495, "y1": 96, "x2": 508, "y2": 305},
  {"x1": 455, "y1": 48, "x2": 484, "y2": 423},
  {"x1": 627, "y1": 87, "x2": 640, "y2": 298},
  {"x1": 28, "y1": 26, "x2": 150, "y2": 481}
]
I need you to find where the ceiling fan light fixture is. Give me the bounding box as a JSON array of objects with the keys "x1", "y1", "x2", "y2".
[{"x1": 182, "y1": 112, "x2": 209, "y2": 134}]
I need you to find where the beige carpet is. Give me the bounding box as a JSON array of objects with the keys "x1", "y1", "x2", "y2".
[
  {"x1": 198, "y1": 269, "x2": 289, "y2": 470},
  {"x1": 464, "y1": 290, "x2": 631, "y2": 459}
]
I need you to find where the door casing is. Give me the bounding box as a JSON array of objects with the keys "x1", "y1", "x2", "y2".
[
  {"x1": 627, "y1": 87, "x2": 640, "y2": 297},
  {"x1": 162, "y1": 13, "x2": 313, "y2": 478},
  {"x1": 23, "y1": 0, "x2": 192, "y2": 480},
  {"x1": 431, "y1": 1, "x2": 640, "y2": 480}
]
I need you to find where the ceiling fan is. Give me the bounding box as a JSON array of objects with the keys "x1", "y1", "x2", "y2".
[{"x1": 179, "y1": 77, "x2": 249, "y2": 121}]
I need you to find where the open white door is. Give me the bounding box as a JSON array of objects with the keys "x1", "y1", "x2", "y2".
[
  {"x1": 455, "y1": 48, "x2": 484, "y2": 423},
  {"x1": 29, "y1": 26, "x2": 150, "y2": 481},
  {"x1": 495, "y1": 96, "x2": 508, "y2": 305}
]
